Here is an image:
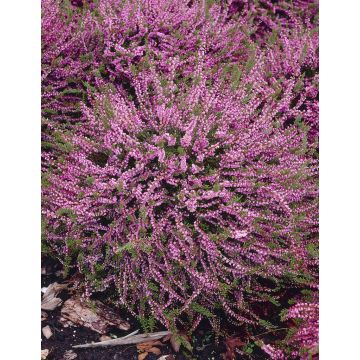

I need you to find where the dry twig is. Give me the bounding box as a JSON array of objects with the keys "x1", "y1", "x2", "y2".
[{"x1": 73, "y1": 330, "x2": 171, "y2": 349}]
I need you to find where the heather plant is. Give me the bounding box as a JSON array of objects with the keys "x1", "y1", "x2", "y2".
[
  {"x1": 41, "y1": 0, "x2": 319, "y2": 356},
  {"x1": 43, "y1": 45, "x2": 318, "y2": 331}
]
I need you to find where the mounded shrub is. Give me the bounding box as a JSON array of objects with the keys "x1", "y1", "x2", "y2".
[
  {"x1": 42, "y1": 0, "x2": 319, "y2": 357},
  {"x1": 43, "y1": 46, "x2": 318, "y2": 326}
]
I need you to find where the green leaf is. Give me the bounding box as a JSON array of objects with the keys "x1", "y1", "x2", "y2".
[
  {"x1": 259, "y1": 319, "x2": 277, "y2": 330},
  {"x1": 56, "y1": 208, "x2": 76, "y2": 220},
  {"x1": 190, "y1": 302, "x2": 214, "y2": 318}
]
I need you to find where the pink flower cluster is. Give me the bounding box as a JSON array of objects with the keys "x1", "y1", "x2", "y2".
[
  {"x1": 286, "y1": 299, "x2": 319, "y2": 357},
  {"x1": 261, "y1": 343, "x2": 286, "y2": 360}
]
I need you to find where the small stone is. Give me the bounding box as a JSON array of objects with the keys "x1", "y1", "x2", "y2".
[
  {"x1": 41, "y1": 349, "x2": 49, "y2": 359},
  {"x1": 42, "y1": 325, "x2": 53, "y2": 339},
  {"x1": 41, "y1": 311, "x2": 48, "y2": 321}
]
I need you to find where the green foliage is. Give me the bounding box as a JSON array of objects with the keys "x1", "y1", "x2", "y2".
[
  {"x1": 63, "y1": 254, "x2": 72, "y2": 277},
  {"x1": 245, "y1": 45, "x2": 256, "y2": 73},
  {"x1": 85, "y1": 176, "x2": 94, "y2": 186},
  {"x1": 259, "y1": 319, "x2": 277, "y2": 330},
  {"x1": 138, "y1": 314, "x2": 157, "y2": 333},
  {"x1": 41, "y1": 173, "x2": 51, "y2": 188},
  {"x1": 243, "y1": 342, "x2": 255, "y2": 354},
  {"x1": 306, "y1": 243, "x2": 319, "y2": 258},
  {"x1": 66, "y1": 238, "x2": 82, "y2": 255},
  {"x1": 56, "y1": 207, "x2": 76, "y2": 220},
  {"x1": 268, "y1": 29, "x2": 279, "y2": 46},
  {"x1": 118, "y1": 242, "x2": 136, "y2": 258},
  {"x1": 148, "y1": 281, "x2": 159, "y2": 293},
  {"x1": 279, "y1": 308, "x2": 288, "y2": 322},
  {"x1": 190, "y1": 302, "x2": 214, "y2": 318}
]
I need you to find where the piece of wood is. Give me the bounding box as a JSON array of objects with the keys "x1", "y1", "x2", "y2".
[
  {"x1": 73, "y1": 331, "x2": 172, "y2": 349},
  {"x1": 120, "y1": 329, "x2": 139, "y2": 339},
  {"x1": 41, "y1": 282, "x2": 68, "y2": 311},
  {"x1": 60, "y1": 297, "x2": 130, "y2": 334}
]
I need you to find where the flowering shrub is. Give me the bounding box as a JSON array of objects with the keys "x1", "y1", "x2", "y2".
[
  {"x1": 42, "y1": 0, "x2": 319, "y2": 356},
  {"x1": 41, "y1": 0, "x2": 318, "y2": 127},
  {"x1": 43, "y1": 46, "x2": 318, "y2": 324}
]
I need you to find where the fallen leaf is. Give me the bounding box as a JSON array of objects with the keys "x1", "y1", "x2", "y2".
[
  {"x1": 137, "y1": 340, "x2": 164, "y2": 351},
  {"x1": 99, "y1": 335, "x2": 112, "y2": 342},
  {"x1": 63, "y1": 350, "x2": 77, "y2": 360},
  {"x1": 41, "y1": 282, "x2": 68, "y2": 311},
  {"x1": 148, "y1": 347, "x2": 161, "y2": 355},
  {"x1": 222, "y1": 337, "x2": 245, "y2": 360},
  {"x1": 138, "y1": 352, "x2": 148, "y2": 360},
  {"x1": 137, "y1": 345, "x2": 148, "y2": 351},
  {"x1": 41, "y1": 349, "x2": 49, "y2": 359},
  {"x1": 42, "y1": 325, "x2": 53, "y2": 339},
  {"x1": 144, "y1": 340, "x2": 163, "y2": 346},
  {"x1": 60, "y1": 297, "x2": 130, "y2": 334}
]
